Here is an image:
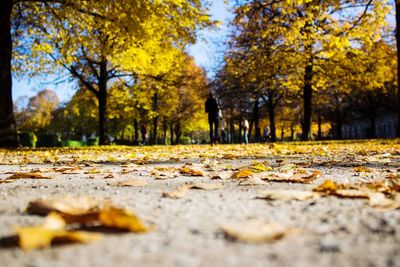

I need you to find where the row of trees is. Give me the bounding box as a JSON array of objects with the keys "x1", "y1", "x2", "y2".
[
  {"x1": 15, "y1": 55, "x2": 209, "y2": 144},
  {"x1": 1, "y1": 0, "x2": 214, "y2": 147},
  {"x1": 213, "y1": 0, "x2": 398, "y2": 142}
]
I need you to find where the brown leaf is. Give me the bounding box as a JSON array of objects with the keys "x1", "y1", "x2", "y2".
[
  {"x1": 238, "y1": 177, "x2": 268, "y2": 186},
  {"x1": 7, "y1": 172, "x2": 52, "y2": 180},
  {"x1": 162, "y1": 182, "x2": 224, "y2": 199},
  {"x1": 222, "y1": 220, "x2": 296, "y2": 243},
  {"x1": 262, "y1": 170, "x2": 322, "y2": 184},
  {"x1": 111, "y1": 179, "x2": 148, "y2": 187},
  {"x1": 27, "y1": 196, "x2": 100, "y2": 216},
  {"x1": 189, "y1": 182, "x2": 224, "y2": 190},
  {"x1": 162, "y1": 184, "x2": 191, "y2": 199},
  {"x1": 180, "y1": 166, "x2": 204, "y2": 176},
  {"x1": 209, "y1": 171, "x2": 233, "y2": 180},
  {"x1": 257, "y1": 190, "x2": 320, "y2": 201}
]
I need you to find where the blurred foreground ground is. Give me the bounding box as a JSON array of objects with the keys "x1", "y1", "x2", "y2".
[{"x1": 0, "y1": 140, "x2": 400, "y2": 267}]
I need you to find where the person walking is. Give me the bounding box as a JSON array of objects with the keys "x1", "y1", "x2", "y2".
[
  {"x1": 243, "y1": 118, "x2": 249, "y2": 145},
  {"x1": 205, "y1": 92, "x2": 220, "y2": 145}
]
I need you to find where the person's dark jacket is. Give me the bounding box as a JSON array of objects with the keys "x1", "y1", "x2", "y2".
[{"x1": 205, "y1": 97, "x2": 219, "y2": 120}]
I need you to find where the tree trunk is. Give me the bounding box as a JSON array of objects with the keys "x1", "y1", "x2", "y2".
[
  {"x1": 301, "y1": 57, "x2": 313, "y2": 141},
  {"x1": 396, "y1": 0, "x2": 400, "y2": 137},
  {"x1": 162, "y1": 117, "x2": 167, "y2": 145},
  {"x1": 253, "y1": 98, "x2": 260, "y2": 142},
  {"x1": 97, "y1": 59, "x2": 108, "y2": 145},
  {"x1": 229, "y1": 119, "x2": 235, "y2": 144},
  {"x1": 134, "y1": 119, "x2": 139, "y2": 144},
  {"x1": 290, "y1": 123, "x2": 295, "y2": 141},
  {"x1": 369, "y1": 114, "x2": 377, "y2": 139},
  {"x1": 317, "y1": 114, "x2": 322, "y2": 140},
  {"x1": 267, "y1": 96, "x2": 277, "y2": 142},
  {"x1": 152, "y1": 116, "x2": 158, "y2": 145},
  {"x1": 170, "y1": 122, "x2": 174, "y2": 145},
  {"x1": 280, "y1": 124, "x2": 284, "y2": 141},
  {"x1": 175, "y1": 122, "x2": 181, "y2": 144},
  {"x1": 335, "y1": 108, "x2": 343, "y2": 140},
  {"x1": 151, "y1": 91, "x2": 159, "y2": 145},
  {"x1": 0, "y1": 0, "x2": 19, "y2": 147}
]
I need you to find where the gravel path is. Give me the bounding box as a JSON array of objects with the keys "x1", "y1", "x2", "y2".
[{"x1": 0, "y1": 143, "x2": 399, "y2": 267}]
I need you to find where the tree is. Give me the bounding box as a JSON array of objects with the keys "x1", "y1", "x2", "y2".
[
  {"x1": 1, "y1": 0, "x2": 213, "y2": 147},
  {"x1": 16, "y1": 89, "x2": 59, "y2": 133}
]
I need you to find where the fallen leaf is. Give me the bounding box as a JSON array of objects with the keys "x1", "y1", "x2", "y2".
[
  {"x1": 238, "y1": 177, "x2": 268, "y2": 186},
  {"x1": 189, "y1": 182, "x2": 224, "y2": 190},
  {"x1": 262, "y1": 170, "x2": 322, "y2": 184},
  {"x1": 162, "y1": 182, "x2": 224, "y2": 199},
  {"x1": 162, "y1": 184, "x2": 191, "y2": 199},
  {"x1": 209, "y1": 171, "x2": 233, "y2": 180},
  {"x1": 180, "y1": 166, "x2": 204, "y2": 176},
  {"x1": 16, "y1": 212, "x2": 102, "y2": 251},
  {"x1": 353, "y1": 166, "x2": 372, "y2": 173},
  {"x1": 313, "y1": 180, "x2": 369, "y2": 198},
  {"x1": 7, "y1": 172, "x2": 52, "y2": 179},
  {"x1": 313, "y1": 179, "x2": 338, "y2": 194},
  {"x1": 99, "y1": 205, "x2": 151, "y2": 233},
  {"x1": 222, "y1": 220, "x2": 295, "y2": 243},
  {"x1": 231, "y1": 169, "x2": 253, "y2": 179},
  {"x1": 27, "y1": 196, "x2": 100, "y2": 216},
  {"x1": 368, "y1": 193, "x2": 400, "y2": 210},
  {"x1": 257, "y1": 190, "x2": 320, "y2": 201},
  {"x1": 111, "y1": 179, "x2": 148, "y2": 187}
]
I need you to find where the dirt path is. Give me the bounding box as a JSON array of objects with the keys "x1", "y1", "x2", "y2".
[{"x1": 0, "y1": 142, "x2": 399, "y2": 267}]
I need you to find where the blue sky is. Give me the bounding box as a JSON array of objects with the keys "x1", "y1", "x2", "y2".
[{"x1": 12, "y1": 0, "x2": 232, "y2": 105}]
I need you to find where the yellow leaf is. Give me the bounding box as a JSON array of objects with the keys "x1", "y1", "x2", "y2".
[
  {"x1": 99, "y1": 206, "x2": 151, "y2": 233},
  {"x1": 16, "y1": 213, "x2": 101, "y2": 251},
  {"x1": 180, "y1": 166, "x2": 204, "y2": 176},
  {"x1": 231, "y1": 169, "x2": 253, "y2": 179}
]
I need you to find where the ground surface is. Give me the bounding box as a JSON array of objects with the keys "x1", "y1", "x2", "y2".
[{"x1": 0, "y1": 140, "x2": 400, "y2": 267}]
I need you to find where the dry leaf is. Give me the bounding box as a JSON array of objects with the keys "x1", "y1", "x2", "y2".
[
  {"x1": 313, "y1": 179, "x2": 338, "y2": 194},
  {"x1": 7, "y1": 172, "x2": 52, "y2": 179},
  {"x1": 257, "y1": 190, "x2": 320, "y2": 201},
  {"x1": 162, "y1": 184, "x2": 191, "y2": 199},
  {"x1": 180, "y1": 166, "x2": 204, "y2": 176},
  {"x1": 151, "y1": 170, "x2": 178, "y2": 180},
  {"x1": 27, "y1": 196, "x2": 100, "y2": 216},
  {"x1": 239, "y1": 177, "x2": 268, "y2": 186},
  {"x1": 189, "y1": 182, "x2": 224, "y2": 190},
  {"x1": 222, "y1": 220, "x2": 295, "y2": 243},
  {"x1": 16, "y1": 213, "x2": 102, "y2": 251},
  {"x1": 209, "y1": 171, "x2": 233, "y2": 180},
  {"x1": 368, "y1": 193, "x2": 400, "y2": 210},
  {"x1": 99, "y1": 205, "x2": 151, "y2": 233},
  {"x1": 262, "y1": 170, "x2": 322, "y2": 184},
  {"x1": 162, "y1": 182, "x2": 224, "y2": 199},
  {"x1": 111, "y1": 179, "x2": 148, "y2": 187},
  {"x1": 231, "y1": 169, "x2": 253, "y2": 179},
  {"x1": 353, "y1": 166, "x2": 372, "y2": 173}
]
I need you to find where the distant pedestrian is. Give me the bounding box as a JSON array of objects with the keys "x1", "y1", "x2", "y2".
[
  {"x1": 221, "y1": 128, "x2": 227, "y2": 144},
  {"x1": 243, "y1": 119, "x2": 249, "y2": 144},
  {"x1": 205, "y1": 93, "x2": 220, "y2": 145},
  {"x1": 264, "y1": 126, "x2": 270, "y2": 142}
]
